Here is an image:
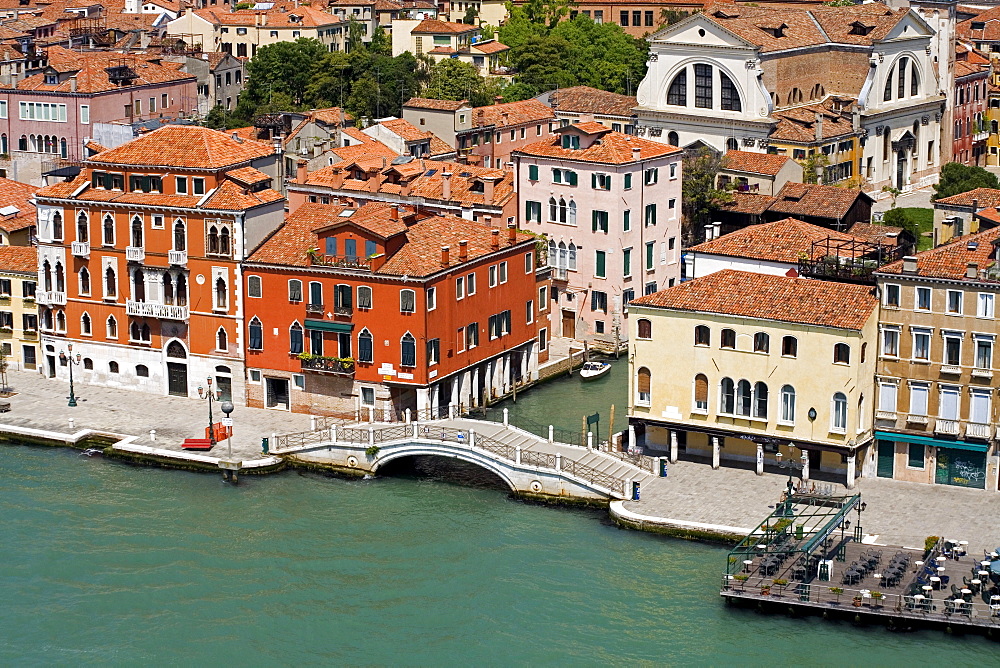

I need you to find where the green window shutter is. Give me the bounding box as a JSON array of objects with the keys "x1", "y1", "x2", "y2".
[
  {"x1": 623, "y1": 249, "x2": 631, "y2": 276},
  {"x1": 525, "y1": 200, "x2": 532, "y2": 220},
  {"x1": 596, "y1": 251, "x2": 606, "y2": 277},
  {"x1": 623, "y1": 210, "x2": 630, "y2": 231},
  {"x1": 646, "y1": 242, "x2": 654, "y2": 269},
  {"x1": 624, "y1": 173, "x2": 632, "y2": 189},
  {"x1": 568, "y1": 171, "x2": 577, "y2": 186},
  {"x1": 592, "y1": 210, "x2": 599, "y2": 232},
  {"x1": 553, "y1": 169, "x2": 562, "y2": 184},
  {"x1": 591, "y1": 173, "x2": 597, "y2": 189},
  {"x1": 528, "y1": 164, "x2": 538, "y2": 181}
]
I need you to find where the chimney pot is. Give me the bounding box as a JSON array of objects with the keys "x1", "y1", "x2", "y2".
[
  {"x1": 902, "y1": 256, "x2": 919, "y2": 274},
  {"x1": 442, "y1": 171, "x2": 453, "y2": 201},
  {"x1": 441, "y1": 245, "x2": 450, "y2": 267},
  {"x1": 490, "y1": 229, "x2": 500, "y2": 250},
  {"x1": 967, "y1": 262, "x2": 979, "y2": 279},
  {"x1": 296, "y1": 159, "x2": 307, "y2": 184},
  {"x1": 507, "y1": 223, "x2": 516, "y2": 245},
  {"x1": 459, "y1": 239, "x2": 468, "y2": 261}
]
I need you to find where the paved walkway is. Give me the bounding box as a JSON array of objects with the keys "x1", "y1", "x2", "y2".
[
  {"x1": 871, "y1": 186, "x2": 933, "y2": 213},
  {"x1": 623, "y1": 458, "x2": 1000, "y2": 548},
  {"x1": 0, "y1": 369, "x2": 311, "y2": 460}
]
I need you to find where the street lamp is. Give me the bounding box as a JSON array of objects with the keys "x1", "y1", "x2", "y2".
[
  {"x1": 775, "y1": 447, "x2": 804, "y2": 517},
  {"x1": 854, "y1": 500, "x2": 867, "y2": 541},
  {"x1": 220, "y1": 400, "x2": 234, "y2": 459},
  {"x1": 59, "y1": 343, "x2": 81, "y2": 407},
  {"x1": 197, "y1": 377, "x2": 221, "y2": 446}
]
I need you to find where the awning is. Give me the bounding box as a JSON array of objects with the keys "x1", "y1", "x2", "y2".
[
  {"x1": 875, "y1": 431, "x2": 990, "y2": 453},
  {"x1": 304, "y1": 319, "x2": 352, "y2": 332}
]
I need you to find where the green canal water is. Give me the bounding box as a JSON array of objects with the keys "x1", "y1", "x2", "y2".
[{"x1": 1, "y1": 360, "x2": 997, "y2": 664}]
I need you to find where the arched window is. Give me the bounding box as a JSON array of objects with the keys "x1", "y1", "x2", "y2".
[
  {"x1": 141, "y1": 323, "x2": 149, "y2": 341},
  {"x1": 637, "y1": 367, "x2": 651, "y2": 405},
  {"x1": 358, "y1": 328, "x2": 373, "y2": 362},
  {"x1": 695, "y1": 324, "x2": 710, "y2": 346},
  {"x1": 81, "y1": 312, "x2": 91, "y2": 335},
  {"x1": 168, "y1": 342, "x2": 187, "y2": 358},
  {"x1": 860, "y1": 342, "x2": 867, "y2": 364},
  {"x1": 694, "y1": 373, "x2": 708, "y2": 411},
  {"x1": 83, "y1": 358, "x2": 93, "y2": 370},
  {"x1": 109, "y1": 361, "x2": 119, "y2": 374},
  {"x1": 720, "y1": 71, "x2": 741, "y2": 111},
  {"x1": 105, "y1": 266, "x2": 116, "y2": 297},
  {"x1": 726, "y1": 137, "x2": 738, "y2": 151},
  {"x1": 131, "y1": 215, "x2": 142, "y2": 247},
  {"x1": 79, "y1": 266, "x2": 90, "y2": 294},
  {"x1": 720, "y1": 377, "x2": 735, "y2": 414},
  {"x1": 215, "y1": 276, "x2": 227, "y2": 310},
  {"x1": 883, "y1": 67, "x2": 893, "y2": 102},
  {"x1": 780, "y1": 385, "x2": 796, "y2": 423},
  {"x1": 568, "y1": 200, "x2": 576, "y2": 225},
  {"x1": 666, "y1": 69, "x2": 686, "y2": 106},
  {"x1": 548, "y1": 197, "x2": 557, "y2": 222},
  {"x1": 60, "y1": 138, "x2": 67, "y2": 158},
  {"x1": 547, "y1": 239, "x2": 557, "y2": 266},
  {"x1": 132, "y1": 267, "x2": 145, "y2": 302},
  {"x1": 77, "y1": 211, "x2": 88, "y2": 242},
  {"x1": 897, "y1": 57, "x2": 908, "y2": 99},
  {"x1": 106, "y1": 315, "x2": 117, "y2": 338},
  {"x1": 173, "y1": 219, "x2": 186, "y2": 251},
  {"x1": 289, "y1": 322, "x2": 303, "y2": 354},
  {"x1": 136, "y1": 364, "x2": 149, "y2": 377},
  {"x1": 41, "y1": 307, "x2": 51, "y2": 330},
  {"x1": 637, "y1": 318, "x2": 652, "y2": 339},
  {"x1": 782, "y1": 335, "x2": 797, "y2": 357},
  {"x1": 162, "y1": 273, "x2": 174, "y2": 304},
  {"x1": 568, "y1": 243, "x2": 577, "y2": 270},
  {"x1": 207, "y1": 225, "x2": 219, "y2": 254},
  {"x1": 55, "y1": 310, "x2": 65, "y2": 332},
  {"x1": 248, "y1": 316, "x2": 263, "y2": 350},
  {"x1": 130, "y1": 321, "x2": 140, "y2": 341},
  {"x1": 357, "y1": 285, "x2": 372, "y2": 309},
  {"x1": 736, "y1": 379, "x2": 752, "y2": 416},
  {"x1": 176, "y1": 274, "x2": 187, "y2": 306},
  {"x1": 911, "y1": 61, "x2": 919, "y2": 96},
  {"x1": 54, "y1": 262, "x2": 64, "y2": 292},
  {"x1": 753, "y1": 381, "x2": 768, "y2": 419},
  {"x1": 721, "y1": 328, "x2": 736, "y2": 349},
  {"x1": 247, "y1": 275, "x2": 262, "y2": 298},
  {"x1": 42, "y1": 260, "x2": 52, "y2": 291},
  {"x1": 400, "y1": 332, "x2": 416, "y2": 367},
  {"x1": 17, "y1": 134, "x2": 25, "y2": 151},
  {"x1": 834, "y1": 342, "x2": 850, "y2": 364},
  {"x1": 832, "y1": 392, "x2": 848, "y2": 432},
  {"x1": 52, "y1": 211, "x2": 62, "y2": 240},
  {"x1": 557, "y1": 241, "x2": 567, "y2": 269},
  {"x1": 217, "y1": 327, "x2": 228, "y2": 351},
  {"x1": 0, "y1": 133, "x2": 7, "y2": 154},
  {"x1": 220, "y1": 227, "x2": 231, "y2": 256},
  {"x1": 103, "y1": 214, "x2": 114, "y2": 245},
  {"x1": 753, "y1": 332, "x2": 769, "y2": 353},
  {"x1": 667, "y1": 131, "x2": 679, "y2": 146}
]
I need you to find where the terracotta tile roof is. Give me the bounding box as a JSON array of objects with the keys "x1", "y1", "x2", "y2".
[
  {"x1": 250, "y1": 202, "x2": 532, "y2": 277},
  {"x1": 327, "y1": 137, "x2": 398, "y2": 163},
  {"x1": 428, "y1": 45, "x2": 456, "y2": 54},
  {"x1": 0, "y1": 175, "x2": 34, "y2": 226},
  {"x1": 955, "y1": 58, "x2": 988, "y2": 79},
  {"x1": 689, "y1": 218, "x2": 864, "y2": 264},
  {"x1": 958, "y1": 7, "x2": 1000, "y2": 42},
  {"x1": 565, "y1": 121, "x2": 613, "y2": 135},
  {"x1": 473, "y1": 99, "x2": 554, "y2": 128},
  {"x1": 0, "y1": 245, "x2": 38, "y2": 274},
  {"x1": 226, "y1": 166, "x2": 272, "y2": 186},
  {"x1": 975, "y1": 207, "x2": 1000, "y2": 225},
  {"x1": 404, "y1": 97, "x2": 470, "y2": 111},
  {"x1": 934, "y1": 187, "x2": 1000, "y2": 208},
  {"x1": 203, "y1": 179, "x2": 284, "y2": 211},
  {"x1": 17, "y1": 50, "x2": 195, "y2": 93},
  {"x1": 379, "y1": 117, "x2": 433, "y2": 141},
  {"x1": 88, "y1": 125, "x2": 274, "y2": 170},
  {"x1": 549, "y1": 86, "x2": 637, "y2": 117},
  {"x1": 722, "y1": 150, "x2": 793, "y2": 177},
  {"x1": 632, "y1": 269, "x2": 878, "y2": 331},
  {"x1": 309, "y1": 107, "x2": 350, "y2": 125},
  {"x1": 517, "y1": 130, "x2": 680, "y2": 165},
  {"x1": 767, "y1": 182, "x2": 872, "y2": 220},
  {"x1": 770, "y1": 104, "x2": 856, "y2": 143},
  {"x1": 411, "y1": 19, "x2": 478, "y2": 34},
  {"x1": 194, "y1": 6, "x2": 341, "y2": 27},
  {"x1": 428, "y1": 135, "x2": 454, "y2": 157},
  {"x1": 717, "y1": 192, "x2": 777, "y2": 215},
  {"x1": 878, "y1": 226, "x2": 1000, "y2": 281},
  {"x1": 470, "y1": 39, "x2": 508, "y2": 54},
  {"x1": 848, "y1": 222, "x2": 905, "y2": 246}
]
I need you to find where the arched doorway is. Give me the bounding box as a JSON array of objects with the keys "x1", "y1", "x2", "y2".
[
  {"x1": 214, "y1": 365, "x2": 233, "y2": 402},
  {"x1": 165, "y1": 340, "x2": 188, "y2": 396}
]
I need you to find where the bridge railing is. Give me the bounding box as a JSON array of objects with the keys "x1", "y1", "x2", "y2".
[
  {"x1": 560, "y1": 457, "x2": 626, "y2": 496},
  {"x1": 475, "y1": 434, "x2": 517, "y2": 461},
  {"x1": 272, "y1": 427, "x2": 333, "y2": 451},
  {"x1": 600, "y1": 448, "x2": 658, "y2": 474},
  {"x1": 463, "y1": 406, "x2": 587, "y2": 447}
]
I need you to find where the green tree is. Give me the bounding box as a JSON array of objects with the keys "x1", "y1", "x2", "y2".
[
  {"x1": 659, "y1": 9, "x2": 692, "y2": 27},
  {"x1": 425, "y1": 59, "x2": 502, "y2": 107},
  {"x1": 932, "y1": 162, "x2": 1000, "y2": 200},
  {"x1": 347, "y1": 18, "x2": 367, "y2": 53},
  {"x1": 202, "y1": 104, "x2": 232, "y2": 130},
  {"x1": 369, "y1": 25, "x2": 391, "y2": 56},
  {"x1": 480, "y1": 23, "x2": 496, "y2": 40},
  {"x1": 463, "y1": 6, "x2": 479, "y2": 24},
  {"x1": 235, "y1": 38, "x2": 328, "y2": 122},
  {"x1": 303, "y1": 50, "x2": 354, "y2": 109},
  {"x1": 683, "y1": 147, "x2": 733, "y2": 235},
  {"x1": 800, "y1": 153, "x2": 829, "y2": 184},
  {"x1": 498, "y1": 5, "x2": 550, "y2": 51},
  {"x1": 882, "y1": 207, "x2": 921, "y2": 242}
]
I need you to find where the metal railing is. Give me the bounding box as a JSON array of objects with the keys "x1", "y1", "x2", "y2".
[
  {"x1": 601, "y1": 447, "x2": 658, "y2": 474},
  {"x1": 560, "y1": 457, "x2": 625, "y2": 495}
]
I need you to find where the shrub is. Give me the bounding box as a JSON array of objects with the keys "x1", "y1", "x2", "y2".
[{"x1": 925, "y1": 535, "x2": 940, "y2": 553}]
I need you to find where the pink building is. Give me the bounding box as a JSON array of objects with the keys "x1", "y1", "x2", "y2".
[
  {"x1": 513, "y1": 122, "x2": 682, "y2": 348},
  {"x1": 0, "y1": 47, "x2": 197, "y2": 184}
]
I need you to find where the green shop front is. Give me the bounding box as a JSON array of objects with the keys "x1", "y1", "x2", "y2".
[{"x1": 875, "y1": 431, "x2": 991, "y2": 490}]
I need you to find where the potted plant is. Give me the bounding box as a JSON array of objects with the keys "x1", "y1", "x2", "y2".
[
  {"x1": 871, "y1": 591, "x2": 884, "y2": 608},
  {"x1": 760, "y1": 584, "x2": 771, "y2": 596},
  {"x1": 734, "y1": 574, "x2": 749, "y2": 588},
  {"x1": 852, "y1": 594, "x2": 864, "y2": 608},
  {"x1": 772, "y1": 578, "x2": 788, "y2": 596},
  {"x1": 829, "y1": 586, "x2": 844, "y2": 604}
]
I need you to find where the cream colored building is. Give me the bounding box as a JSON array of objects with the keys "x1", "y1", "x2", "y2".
[
  {"x1": 627, "y1": 269, "x2": 879, "y2": 488},
  {"x1": 0, "y1": 246, "x2": 38, "y2": 371}
]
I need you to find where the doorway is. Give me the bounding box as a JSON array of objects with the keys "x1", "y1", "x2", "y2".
[
  {"x1": 266, "y1": 377, "x2": 290, "y2": 409},
  {"x1": 45, "y1": 354, "x2": 55, "y2": 378},
  {"x1": 876, "y1": 440, "x2": 894, "y2": 478},
  {"x1": 167, "y1": 362, "x2": 187, "y2": 396},
  {"x1": 895, "y1": 151, "x2": 906, "y2": 190},
  {"x1": 562, "y1": 309, "x2": 576, "y2": 338},
  {"x1": 215, "y1": 365, "x2": 233, "y2": 402}
]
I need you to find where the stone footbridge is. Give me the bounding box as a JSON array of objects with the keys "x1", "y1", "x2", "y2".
[{"x1": 272, "y1": 414, "x2": 657, "y2": 502}]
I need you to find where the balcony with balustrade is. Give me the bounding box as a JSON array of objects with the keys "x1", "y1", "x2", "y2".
[
  {"x1": 299, "y1": 355, "x2": 355, "y2": 377},
  {"x1": 36, "y1": 290, "x2": 67, "y2": 305},
  {"x1": 965, "y1": 421, "x2": 993, "y2": 440},
  {"x1": 168, "y1": 250, "x2": 187, "y2": 266},
  {"x1": 126, "y1": 246, "x2": 145, "y2": 262},
  {"x1": 71, "y1": 241, "x2": 89, "y2": 257},
  {"x1": 933, "y1": 418, "x2": 961, "y2": 436},
  {"x1": 306, "y1": 302, "x2": 324, "y2": 316},
  {"x1": 307, "y1": 253, "x2": 373, "y2": 271},
  {"x1": 126, "y1": 300, "x2": 188, "y2": 320}
]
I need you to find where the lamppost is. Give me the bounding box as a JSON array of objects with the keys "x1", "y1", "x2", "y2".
[
  {"x1": 59, "y1": 343, "x2": 81, "y2": 407},
  {"x1": 197, "y1": 377, "x2": 221, "y2": 446},
  {"x1": 220, "y1": 400, "x2": 234, "y2": 459},
  {"x1": 854, "y1": 499, "x2": 867, "y2": 541},
  {"x1": 775, "y1": 447, "x2": 804, "y2": 517}
]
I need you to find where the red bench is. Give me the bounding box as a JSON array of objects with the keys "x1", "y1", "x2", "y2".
[{"x1": 181, "y1": 438, "x2": 213, "y2": 451}]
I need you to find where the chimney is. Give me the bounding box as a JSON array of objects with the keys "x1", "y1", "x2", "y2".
[
  {"x1": 441, "y1": 245, "x2": 450, "y2": 267},
  {"x1": 490, "y1": 229, "x2": 500, "y2": 250},
  {"x1": 501, "y1": 111, "x2": 509, "y2": 126},
  {"x1": 966, "y1": 262, "x2": 979, "y2": 279},
  {"x1": 370, "y1": 167, "x2": 386, "y2": 193},
  {"x1": 260, "y1": 12, "x2": 268, "y2": 26},
  {"x1": 70, "y1": 75, "x2": 77, "y2": 93},
  {"x1": 331, "y1": 167, "x2": 345, "y2": 189},
  {"x1": 458, "y1": 239, "x2": 468, "y2": 261},
  {"x1": 632, "y1": 146, "x2": 641, "y2": 160},
  {"x1": 902, "y1": 256, "x2": 919, "y2": 274},
  {"x1": 296, "y1": 159, "x2": 307, "y2": 184},
  {"x1": 704, "y1": 224, "x2": 714, "y2": 240},
  {"x1": 972, "y1": 198, "x2": 979, "y2": 216},
  {"x1": 815, "y1": 113, "x2": 823, "y2": 141},
  {"x1": 390, "y1": 206, "x2": 399, "y2": 220},
  {"x1": 483, "y1": 177, "x2": 496, "y2": 205},
  {"x1": 507, "y1": 223, "x2": 516, "y2": 245},
  {"x1": 442, "y1": 171, "x2": 452, "y2": 200},
  {"x1": 713, "y1": 222, "x2": 721, "y2": 238}
]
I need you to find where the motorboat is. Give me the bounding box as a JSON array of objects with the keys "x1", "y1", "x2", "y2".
[{"x1": 580, "y1": 361, "x2": 611, "y2": 381}]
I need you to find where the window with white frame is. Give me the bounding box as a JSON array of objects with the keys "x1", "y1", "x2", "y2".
[
  {"x1": 19, "y1": 101, "x2": 67, "y2": 122},
  {"x1": 456, "y1": 276, "x2": 465, "y2": 300},
  {"x1": 908, "y1": 382, "x2": 928, "y2": 417},
  {"x1": 779, "y1": 385, "x2": 795, "y2": 424},
  {"x1": 915, "y1": 286, "x2": 931, "y2": 311},
  {"x1": 247, "y1": 275, "x2": 262, "y2": 298},
  {"x1": 426, "y1": 287, "x2": 436, "y2": 311},
  {"x1": 877, "y1": 381, "x2": 897, "y2": 413},
  {"x1": 943, "y1": 331, "x2": 962, "y2": 366},
  {"x1": 978, "y1": 292, "x2": 995, "y2": 319},
  {"x1": 467, "y1": 272, "x2": 476, "y2": 295},
  {"x1": 884, "y1": 283, "x2": 900, "y2": 307},
  {"x1": 499, "y1": 261, "x2": 507, "y2": 284},
  {"x1": 831, "y1": 392, "x2": 848, "y2": 433},
  {"x1": 938, "y1": 385, "x2": 960, "y2": 420},
  {"x1": 946, "y1": 289, "x2": 963, "y2": 314},
  {"x1": 912, "y1": 327, "x2": 931, "y2": 361},
  {"x1": 400, "y1": 289, "x2": 415, "y2": 313},
  {"x1": 970, "y1": 388, "x2": 991, "y2": 426},
  {"x1": 974, "y1": 335, "x2": 994, "y2": 369},
  {"x1": 693, "y1": 374, "x2": 708, "y2": 412},
  {"x1": 881, "y1": 326, "x2": 900, "y2": 357}
]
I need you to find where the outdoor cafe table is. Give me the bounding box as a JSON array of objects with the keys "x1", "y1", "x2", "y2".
[
  {"x1": 929, "y1": 576, "x2": 941, "y2": 589},
  {"x1": 971, "y1": 578, "x2": 982, "y2": 593},
  {"x1": 961, "y1": 588, "x2": 973, "y2": 601}
]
